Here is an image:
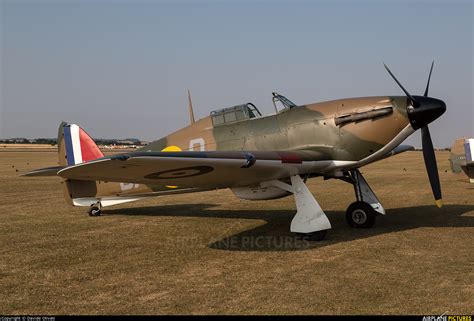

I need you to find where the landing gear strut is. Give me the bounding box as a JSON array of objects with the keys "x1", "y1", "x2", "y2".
[
  {"x1": 344, "y1": 169, "x2": 385, "y2": 228},
  {"x1": 88, "y1": 201, "x2": 102, "y2": 216},
  {"x1": 261, "y1": 175, "x2": 331, "y2": 241}
]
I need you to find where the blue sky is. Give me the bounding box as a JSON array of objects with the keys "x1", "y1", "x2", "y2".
[{"x1": 1, "y1": 0, "x2": 472, "y2": 147}]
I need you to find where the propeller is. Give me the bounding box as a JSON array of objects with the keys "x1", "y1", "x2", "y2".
[
  {"x1": 384, "y1": 61, "x2": 443, "y2": 208},
  {"x1": 384, "y1": 64, "x2": 419, "y2": 107}
]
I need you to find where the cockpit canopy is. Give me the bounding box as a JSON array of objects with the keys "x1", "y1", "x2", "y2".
[
  {"x1": 211, "y1": 103, "x2": 262, "y2": 126},
  {"x1": 272, "y1": 92, "x2": 297, "y2": 110},
  {"x1": 210, "y1": 93, "x2": 297, "y2": 127}
]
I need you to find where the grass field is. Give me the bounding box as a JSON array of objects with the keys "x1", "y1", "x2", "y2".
[
  {"x1": 0, "y1": 144, "x2": 56, "y2": 150},
  {"x1": 0, "y1": 149, "x2": 473, "y2": 315}
]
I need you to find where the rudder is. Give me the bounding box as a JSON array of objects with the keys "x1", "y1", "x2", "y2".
[
  {"x1": 57, "y1": 122, "x2": 105, "y2": 206},
  {"x1": 60, "y1": 123, "x2": 104, "y2": 166}
]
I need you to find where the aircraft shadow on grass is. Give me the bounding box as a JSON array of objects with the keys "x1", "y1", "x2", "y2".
[{"x1": 105, "y1": 203, "x2": 474, "y2": 252}]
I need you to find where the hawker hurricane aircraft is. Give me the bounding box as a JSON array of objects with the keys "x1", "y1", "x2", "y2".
[
  {"x1": 450, "y1": 138, "x2": 474, "y2": 183},
  {"x1": 25, "y1": 63, "x2": 446, "y2": 240}
]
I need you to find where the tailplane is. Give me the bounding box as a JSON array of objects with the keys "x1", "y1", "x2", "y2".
[
  {"x1": 24, "y1": 121, "x2": 103, "y2": 175},
  {"x1": 24, "y1": 122, "x2": 143, "y2": 210}
]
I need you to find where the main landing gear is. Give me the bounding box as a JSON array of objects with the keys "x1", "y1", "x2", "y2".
[
  {"x1": 346, "y1": 201, "x2": 376, "y2": 228},
  {"x1": 261, "y1": 169, "x2": 385, "y2": 241},
  {"x1": 87, "y1": 201, "x2": 102, "y2": 216},
  {"x1": 343, "y1": 169, "x2": 385, "y2": 228}
]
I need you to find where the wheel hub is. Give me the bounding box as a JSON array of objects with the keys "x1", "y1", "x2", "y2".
[{"x1": 352, "y1": 209, "x2": 367, "y2": 224}]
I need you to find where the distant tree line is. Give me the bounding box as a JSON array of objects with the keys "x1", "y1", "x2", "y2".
[
  {"x1": 0, "y1": 138, "x2": 57, "y2": 145},
  {"x1": 0, "y1": 138, "x2": 146, "y2": 146}
]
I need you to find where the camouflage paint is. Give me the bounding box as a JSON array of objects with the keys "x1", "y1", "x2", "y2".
[{"x1": 64, "y1": 95, "x2": 411, "y2": 199}]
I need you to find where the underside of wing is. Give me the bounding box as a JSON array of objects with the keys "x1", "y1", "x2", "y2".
[
  {"x1": 461, "y1": 163, "x2": 474, "y2": 179},
  {"x1": 382, "y1": 144, "x2": 414, "y2": 158},
  {"x1": 58, "y1": 150, "x2": 336, "y2": 189}
]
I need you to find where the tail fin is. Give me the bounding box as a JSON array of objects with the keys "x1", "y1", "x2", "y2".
[
  {"x1": 462, "y1": 138, "x2": 474, "y2": 183},
  {"x1": 26, "y1": 122, "x2": 141, "y2": 208},
  {"x1": 58, "y1": 122, "x2": 104, "y2": 166},
  {"x1": 449, "y1": 138, "x2": 466, "y2": 174},
  {"x1": 464, "y1": 138, "x2": 474, "y2": 163}
]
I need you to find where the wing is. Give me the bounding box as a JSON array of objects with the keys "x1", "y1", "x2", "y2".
[
  {"x1": 28, "y1": 142, "x2": 414, "y2": 185},
  {"x1": 381, "y1": 144, "x2": 414, "y2": 159},
  {"x1": 57, "y1": 150, "x2": 340, "y2": 189}
]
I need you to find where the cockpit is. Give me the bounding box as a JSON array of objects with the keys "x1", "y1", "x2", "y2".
[
  {"x1": 210, "y1": 92, "x2": 297, "y2": 127},
  {"x1": 211, "y1": 103, "x2": 262, "y2": 126}
]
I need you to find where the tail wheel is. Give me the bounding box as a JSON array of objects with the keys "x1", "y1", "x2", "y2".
[{"x1": 346, "y1": 201, "x2": 376, "y2": 228}]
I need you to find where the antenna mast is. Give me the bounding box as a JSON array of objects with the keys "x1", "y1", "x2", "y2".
[{"x1": 188, "y1": 89, "x2": 195, "y2": 124}]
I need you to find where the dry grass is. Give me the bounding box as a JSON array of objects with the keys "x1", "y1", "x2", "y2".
[
  {"x1": 0, "y1": 144, "x2": 56, "y2": 149},
  {"x1": 0, "y1": 150, "x2": 473, "y2": 315}
]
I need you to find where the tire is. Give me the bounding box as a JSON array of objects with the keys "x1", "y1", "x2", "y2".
[
  {"x1": 345, "y1": 201, "x2": 376, "y2": 228},
  {"x1": 88, "y1": 206, "x2": 101, "y2": 217},
  {"x1": 296, "y1": 230, "x2": 327, "y2": 241}
]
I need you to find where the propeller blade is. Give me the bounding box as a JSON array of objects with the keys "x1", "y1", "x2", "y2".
[
  {"x1": 423, "y1": 61, "x2": 435, "y2": 97},
  {"x1": 421, "y1": 126, "x2": 442, "y2": 207},
  {"x1": 384, "y1": 63, "x2": 419, "y2": 107}
]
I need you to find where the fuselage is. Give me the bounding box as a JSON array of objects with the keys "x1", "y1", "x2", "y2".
[
  {"x1": 90, "y1": 95, "x2": 412, "y2": 199},
  {"x1": 141, "y1": 95, "x2": 411, "y2": 162}
]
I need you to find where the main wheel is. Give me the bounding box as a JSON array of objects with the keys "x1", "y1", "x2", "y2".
[
  {"x1": 88, "y1": 206, "x2": 101, "y2": 217},
  {"x1": 296, "y1": 230, "x2": 328, "y2": 241},
  {"x1": 345, "y1": 201, "x2": 376, "y2": 228}
]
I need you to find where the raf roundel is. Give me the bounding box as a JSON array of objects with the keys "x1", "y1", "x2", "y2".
[{"x1": 144, "y1": 166, "x2": 214, "y2": 180}]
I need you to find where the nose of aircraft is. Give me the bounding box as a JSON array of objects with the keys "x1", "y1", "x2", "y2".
[
  {"x1": 407, "y1": 96, "x2": 446, "y2": 129},
  {"x1": 384, "y1": 62, "x2": 445, "y2": 207}
]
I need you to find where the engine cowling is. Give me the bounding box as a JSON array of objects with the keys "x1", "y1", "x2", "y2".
[{"x1": 231, "y1": 185, "x2": 291, "y2": 201}]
